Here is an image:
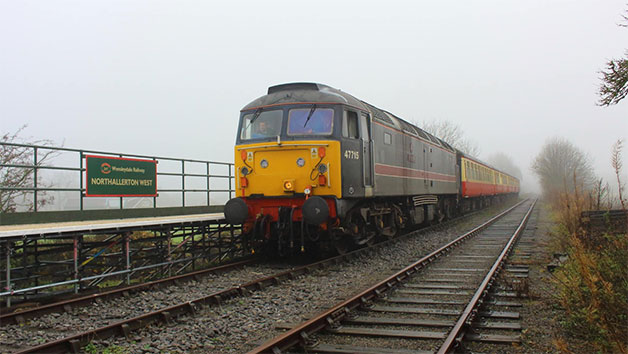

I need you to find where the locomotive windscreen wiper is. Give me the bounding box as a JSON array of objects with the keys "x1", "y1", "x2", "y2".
[
  {"x1": 243, "y1": 108, "x2": 263, "y2": 132},
  {"x1": 303, "y1": 104, "x2": 317, "y2": 127}
]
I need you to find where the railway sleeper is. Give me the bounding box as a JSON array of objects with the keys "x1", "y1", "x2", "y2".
[
  {"x1": 305, "y1": 343, "x2": 432, "y2": 354},
  {"x1": 465, "y1": 332, "x2": 521, "y2": 343}
]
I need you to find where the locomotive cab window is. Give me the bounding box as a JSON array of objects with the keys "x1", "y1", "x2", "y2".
[
  {"x1": 288, "y1": 108, "x2": 334, "y2": 136},
  {"x1": 240, "y1": 109, "x2": 283, "y2": 140},
  {"x1": 342, "y1": 111, "x2": 359, "y2": 139}
]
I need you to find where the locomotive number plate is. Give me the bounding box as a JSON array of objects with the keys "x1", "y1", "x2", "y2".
[{"x1": 343, "y1": 150, "x2": 360, "y2": 160}]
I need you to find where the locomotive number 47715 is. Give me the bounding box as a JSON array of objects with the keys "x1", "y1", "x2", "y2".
[{"x1": 343, "y1": 150, "x2": 360, "y2": 160}]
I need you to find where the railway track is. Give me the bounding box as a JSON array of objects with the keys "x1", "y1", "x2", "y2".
[
  {"x1": 1, "y1": 201, "x2": 518, "y2": 353},
  {"x1": 0, "y1": 258, "x2": 257, "y2": 326},
  {"x1": 1, "y1": 204, "x2": 493, "y2": 326},
  {"x1": 251, "y1": 199, "x2": 536, "y2": 353},
  {"x1": 2, "y1": 259, "x2": 295, "y2": 353}
]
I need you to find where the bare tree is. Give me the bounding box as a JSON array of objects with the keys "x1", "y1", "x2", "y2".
[
  {"x1": 1, "y1": 126, "x2": 58, "y2": 213},
  {"x1": 487, "y1": 152, "x2": 523, "y2": 180},
  {"x1": 611, "y1": 139, "x2": 626, "y2": 213},
  {"x1": 531, "y1": 137, "x2": 596, "y2": 200},
  {"x1": 419, "y1": 120, "x2": 481, "y2": 157},
  {"x1": 598, "y1": 9, "x2": 628, "y2": 106},
  {"x1": 592, "y1": 178, "x2": 610, "y2": 210}
]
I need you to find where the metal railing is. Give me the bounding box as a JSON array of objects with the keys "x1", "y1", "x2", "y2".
[{"x1": 0, "y1": 142, "x2": 234, "y2": 214}]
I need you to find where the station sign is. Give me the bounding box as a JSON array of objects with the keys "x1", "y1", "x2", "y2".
[{"x1": 85, "y1": 155, "x2": 157, "y2": 197}]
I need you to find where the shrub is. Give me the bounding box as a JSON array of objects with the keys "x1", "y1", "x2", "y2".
[{"x1": 553, "y1": 231, "x2": 628, "y2": 353}]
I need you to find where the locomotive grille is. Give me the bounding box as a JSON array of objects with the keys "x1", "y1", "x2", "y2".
[
  {"x1": 362, "y1": 102, "x2": 394, "y2": 125},
  {"x1": 412, "y1": 195, "x2": 438, "y2": 206}
]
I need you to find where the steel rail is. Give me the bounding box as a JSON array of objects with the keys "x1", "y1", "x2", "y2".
[
  {"x1": 437, "y1": 199, "x2": 536, "y2": 353},
  {"x1": 247, "y1": 199, "x2": 528, "y2": 354},
  {"x1": 14, "y1": 252, "x2": 364, "y2": 353},
  {"x1": 0, "y1": 258, "x2": 256, "y2": 326},
  {"x1": 12, "y1": 201, "x2": 511, "y2": 354}
]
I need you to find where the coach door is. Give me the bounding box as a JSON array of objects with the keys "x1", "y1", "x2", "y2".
[{"x1": 360, "y1": 113, "x2": 373, "y2": 194}]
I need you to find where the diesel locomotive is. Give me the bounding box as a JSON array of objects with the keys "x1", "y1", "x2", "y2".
[{"x1": 224, "y1": 83, "x2": 519, "y2": 255}]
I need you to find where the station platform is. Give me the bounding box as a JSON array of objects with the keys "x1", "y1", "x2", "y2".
[{"x1": 0, "y1": 213, "x2": 226, "y2": 240}]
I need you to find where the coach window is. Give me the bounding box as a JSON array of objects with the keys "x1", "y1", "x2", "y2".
[{"x1": 342, "y1": 111, "x2": 359, "y2": 139}]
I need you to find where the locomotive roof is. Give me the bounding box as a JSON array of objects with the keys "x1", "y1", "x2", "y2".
[
  {"x1": 242, "y1": 83, "x2": 457, "y2": 152},
  {"x1": 241, "y1": 82, "x2": 367, "y2": 111}
]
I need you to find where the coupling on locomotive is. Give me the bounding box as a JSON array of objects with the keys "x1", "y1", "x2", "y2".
[{"x1": 224, "y1": 83, "x2": 519, "y2": 255}]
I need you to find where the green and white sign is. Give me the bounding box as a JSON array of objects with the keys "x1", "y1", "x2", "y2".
[{"x1": 85, "y1": 155, "x2": 157, "y2": 197}]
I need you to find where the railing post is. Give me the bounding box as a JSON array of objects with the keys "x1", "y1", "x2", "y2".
[
  {"x1": 228, "y1": 163, "x2": 233, "y2": 199},
  {"x1": 167, "y1": 229, "x2": 172, "y2": 277},
  {"x1": 206, "y1": 162, "x2": 210, "y2": 206},
  {"x1": 73, "y1": 236, "x2": 79, "y2": 294},
  {"x1": 153, "y1": 157, "x2": 157, "y2": 208},
  {"x1": 181, "y1": 160, "x2": 185, "y2": 207},
  {"x1": 119, "y1": 154, "x2": 123, "y2": 210},
  {"x1": 33, "y1": 146, "x2": 38, "y2": 212},
  {"x1": 22, "y1": 239, "x2": 28, "y2": 302},
  {"x1": 77, "y1": 235, "x2": 83, "y2": 292},
  {"x1": 6, "y1": 242, "x2": 11, "y2": 307},
  {"x1": 191, "y1": 228, "x2": 196, "y2": 270},
  {"x1": 124, "y1": 232, "x2": 131, "y2": 285},
  {"x1": 34, "y1": 238, "x2": 39, "y2": 289},
  {"x1": 80, "y1": 151, "x2": 84, "y2": 211}
]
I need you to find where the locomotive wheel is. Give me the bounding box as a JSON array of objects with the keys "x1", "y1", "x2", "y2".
[
  {"x1": 444, "y1": 201, "x2": 455, "y2": 220},
  {"x1": 347, "y1": 210, "x2": 374, "y2": 246},
  {"x1": 331, "y1": 233, "x2": 350, "y2": 255}
]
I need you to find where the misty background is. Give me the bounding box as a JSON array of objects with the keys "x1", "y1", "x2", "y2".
[{"x1": 1, "y1": 0, "x2": 627, "y2": 209}]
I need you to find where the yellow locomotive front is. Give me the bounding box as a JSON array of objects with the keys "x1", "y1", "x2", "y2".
[
  {"x1": 224, "y1": 84, "x2": 355, "y2": 254},
  {"x1": 235, "y1": 106, "x2": 342, "y2": 199}
]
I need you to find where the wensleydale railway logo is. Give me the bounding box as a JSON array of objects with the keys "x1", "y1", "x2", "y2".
[
  {"x1": 101, "y1": 162, "x2": 112, "y2": 174},
  {"x1": 100, "y1": 162, "x2": 146, "y2": 175}
]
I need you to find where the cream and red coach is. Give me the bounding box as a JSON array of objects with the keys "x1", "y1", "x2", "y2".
[
  {"x1": 225, "y1": 83, "x2": 519, "y2": 254},
  {"x1": 459, "y1": 155, "x2": 520, "y2": 211}
]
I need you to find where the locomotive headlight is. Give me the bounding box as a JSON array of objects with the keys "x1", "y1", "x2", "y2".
[
  {"x1": 318, "y1": 164, "x2": 327, "y2": 174},
  {"x1": 283, "y1": 179, "x2": 295, "y2": 191},
  {"x1": 296, "y1": 157, "x2": 305, "y2": 167},
  {"x1": 240, "y1": 166, "x2": 249, "y2": 176},
  {"x1": 260, "y1": 159, "x2": 269, "y2": 169},
  {"x1": 304, "y1": 187, "x2": 311, "y2": 195}
]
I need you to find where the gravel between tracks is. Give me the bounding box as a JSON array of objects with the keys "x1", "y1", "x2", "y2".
[
  {"x1": 0, "y1": 264, "x2": 293, "y2": 352},
  {"x1": 81, "y1": 204, "x2": 517, "y2": 354}
]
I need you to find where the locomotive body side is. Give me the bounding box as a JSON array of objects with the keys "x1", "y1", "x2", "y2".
[
  {"x1": 225, "y1": 83, "x2": 519, "y2": 255},
  {"x1": 370, "y1": 117, "x2": 458, "y2": 198}
]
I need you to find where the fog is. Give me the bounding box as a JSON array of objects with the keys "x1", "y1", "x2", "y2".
[{"x1": 2, "y1": 0, "x2": 627, "y2": 197}]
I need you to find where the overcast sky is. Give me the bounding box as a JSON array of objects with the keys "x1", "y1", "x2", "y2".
[{"x1": 1, "y1": 0, "x2": 627, "y2": 194}]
